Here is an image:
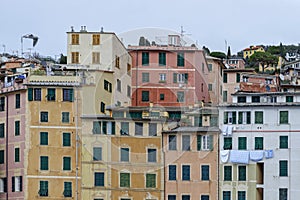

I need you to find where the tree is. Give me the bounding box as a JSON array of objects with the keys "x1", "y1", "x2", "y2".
[
  {"x1": 59, "y1": 54, "x2": 67, "y2": 64},
  {"x1": 210, "y1": 51, "x2": 226, "y2": 59},
  {"x1": 249, "y1": 51, "x2": 278, "y2": 73},
  {"x1": 227, "y1": 46, "x2": 231, "y2": 59}
]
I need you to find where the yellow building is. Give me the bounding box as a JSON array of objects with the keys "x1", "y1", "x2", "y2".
[
  {"x1": 243, "y1": 46, "x2": 265, "y2": 59},
  {"x1": 26, "y1": 71, "x2": 82, "y2": 199}
]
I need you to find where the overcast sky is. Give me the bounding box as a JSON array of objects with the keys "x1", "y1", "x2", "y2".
[{"x1": 1, "y1": 0, "x2": 299, "y2": 58}]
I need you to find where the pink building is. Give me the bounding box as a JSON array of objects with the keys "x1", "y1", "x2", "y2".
[
  {"x1": 128, "y1": 35, "x2": 210, "y2": 107},
  {"x1": 162, "y1": 113, "x2": 219, "y2": 200},
  {"x1": 0, "y1": 75, "x2": 27, "y2": 199}
]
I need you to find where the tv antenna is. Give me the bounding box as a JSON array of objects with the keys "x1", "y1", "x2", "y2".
[{"x1": 180, "y1": 26, "x2": 191, "y2": 46}]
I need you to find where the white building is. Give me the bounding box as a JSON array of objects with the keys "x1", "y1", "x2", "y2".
[
  {"x1": 219, "y1": 91, "x2": 300, "y2": 200},
  {"x1": 66, "y1": 26, "x2": 132, "y2": 107}
]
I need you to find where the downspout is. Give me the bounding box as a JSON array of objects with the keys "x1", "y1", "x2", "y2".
[
  {"x1": 135, "y1": 51, "x2": 138, "y2": 106},
  {"x1": 5, "y1": 95, "x2": 8, "y2": 200}
]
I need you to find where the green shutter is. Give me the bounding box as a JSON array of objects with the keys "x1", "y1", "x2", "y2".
[
  {"x1": 255, "y1": 137, "x2": 263, "y2": 150},
  {"x1": 246, "y1": 112, "x2": 251, "y2": 124},
  {"x1": 173, "y1": 73, "x2": 177, "y2": 83},
  {"x1": 236, "y1": 73, "x2": 240, "y2": 83},
  {"x1": 224, "y1": 166, "x2": 232, "y2": 181},
  {"x1": 70, "y1": 89, "x2": 74, "y2": 102},
  {"x1": 102, "y1": 121, "x2": 107, "y2": 134},
  {"x1": 120, "y1": 173, "x2": 130, "y2": 187},
  {"x1": 280, "y1": 136, "x2": 288, "y2": 149},
  {"x1": 224, "y1": 137, "x2": 232, "y2": 150},
  {"x1": 279, "y1": 160, "x2": 288, "y2": 176},
  {"x1": 63, "y1": 157, "x2": 71, "y2": 170},
  {"x1": 111, "y1": 122, "x2": 116, "y2": 135},
  {"x1": 15, "y1": 148, "x2": 20, "y2": 162},
  {"x1": 197, "y1": 135, "x2": 202, "y2": 151},
  {"x1": 63, "y1": 133, "x2": 71, "y2": 146},
  {"x1": 238, "y1": 137, "x2": 247, "y2": 150},
  {"x1": 40, "y1": 132, "x2": 48, "y2": 145},
  {"x1": 40, "y1": 156, "x2": 48, "y2": 170},
  {"x1": 224, "y1": 112, "x2": 228, "y2": 124},
  {"x1": 238, "y1": 166, "x2": 246, "y2": 181},
  {"x1": 238, "y1": 112, "x2": 243, "y2": 124},
  {"x1": 255, "y1": 111, "x2": 263, "y2": 124},
  {"x1": 15, "y1": 121, "x2": 20, "y2": 136},
  {"x1": 232, "y1": 112, "x2": 237, "y2": 124},
  {"x1": 146, "y1": 174, "x2": 156, "y2": 188},
  {"x1": 184, "y1": 73, "x2": 188, "y2": 83},
  {"x1": 209, "y1": 135, "x2": 214, "y2": 150},
  {"x1": 0, "y1": 150, "x2": 4, "y2": 164},
  {"x1": 28, "y1": 88, "x2": 33, "y2": 101},
  {"x1": 280, "y1": 111, "x2": 288, "y2": 124}
]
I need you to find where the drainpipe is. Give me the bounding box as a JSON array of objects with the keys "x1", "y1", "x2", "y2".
[
  {"x1": 135, "y1": 51, "x2": 138, "y2": 106},
  {"x1": 5, "y1": 95, "x2": 8, "y2": 200}
]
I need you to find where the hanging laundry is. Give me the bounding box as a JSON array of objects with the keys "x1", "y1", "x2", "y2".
[
  {"x1": 230, "y1": 150, "x2": 249, "y2": 164},
  {"x1": 222, "y1": 125, "x2": 228, "y2": 136},
  {"x1": 220, "y1": 150, "x2": 230, "y2": 163},
  {"x1": 265, "y1": 150, "x2": 274, "y2": 159},
  {"x1": 250, "y1": 150, "x2": 264, "y2": 162},
  {"x1": 227, "y1": 126, "x2": 233, "y2": 136}
]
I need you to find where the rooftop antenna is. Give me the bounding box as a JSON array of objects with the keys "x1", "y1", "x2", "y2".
[{"x1": 180, "y1": 26, "x2": 191, "y2": 46}]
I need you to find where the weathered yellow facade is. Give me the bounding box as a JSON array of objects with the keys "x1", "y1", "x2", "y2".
[{"x1": 26, "y1": 74, "x2": 82, "y2": 199}]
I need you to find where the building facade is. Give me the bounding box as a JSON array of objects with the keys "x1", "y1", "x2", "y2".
[{"x1": 128, "y1": 35, "x2": 209, "y2": 107}]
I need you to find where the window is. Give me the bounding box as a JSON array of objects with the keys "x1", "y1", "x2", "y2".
[
  {"x1": 94, "y1": 172, "x2": 104, "y2": 186},
  {"x1": 210, "y1": 116, "x2": 218, "y2": 126},
  {"x1": 223, "y1": 91, "x2": 228, "y2": 102},
  {"x1": 115, "y1": 56, "x2": 120, "y2": 68},
  {"x1": 224, "y1": 137, "x2": 232, "y2": 150},
  {"x1": 159, "y1": 73, "x2": 166, "y2": 82},
  {"x1": 40, "y1": 156, "x2": 48, "y2": 170},
  {"x1": 286, "y1": 96, "x2": 293, "y2": 102},
  {"x1": 224, "y1": 111, "x2": 236, "y2": 124},
  {"x1": 120, "y1": 173, "x2": 130, "y2": 187},
  {"x1": 71, "y1": 34, "x2": 79, "y2": 45},
  {"x1": 104, "y1": 80, "x2": 112, "y2": 93},
  {"x1": 238, "y1": 166, "x2": 246, "y2": 181},
  {"x1": 40, "y1": 132, "x2": 48, "y2": 145},
  {"x1": 238, "y1": 137, "x2": 247, "y2": 150},
  {"x1": 100, "y1": 102, "x2": 105, "y2": 113},
  {"x1": 93, "y1": 121, "x2": 101, "y2": 134},
  {"x1": 177, "y1": 52, "x2": 184, "y2": 66},
  {"x1": 238, "y1": 191, "x2": 246, "y2": 200},
  {"x1": 63, "y1": 133, "x2": 71, "y2": 147},
  {"x1": 92, "y1": 52, "x2": 100, "y2": 64},
  {"x1": 15, "y1": 121, "x2": 20, "y2": 136},
  {"x1": 255, "y1": 111, "x2": 263, "y2": 124},
  {"x1": 237, "y1": 96, "x2": 246, "y2": 103},
  {"x1": 15, "y1": 147, "x2": 20, "y2": 162},
  {"x1": 168, "y1": 135, "x2": 177, "y2": 150},
  {"x1": 201, "y1": 165, "x2": 209, "y2": 180},
  {"x1": 0, "y1": 178, "x2": 6, "y2": 193},
  {"x1": 280, "y1": 111, "x2": 289, "y2": 124},
  {"x1": 142, "y1": 73, "x2": 150, "y2": 82},
  {"x1": 120, "y1": 122, "x2": 129, "y2": 135},
  {"x1": 40, "y1": 112, "x2": 48, "y2": 122},
  {"x1": 255, "y1": 137, "x2": 263, "y2": 150},
  {"x1": 182, "y1": 135, "x2": 190, "y2": 151},
  {"x1": 142, "y1": 91, "x2": 149, "y2": 102},
  {"x1": 182, "y1": 165, "x2": 190, "y2": 181},
  {"x1": 12, "y1": 176, "x2": 22, "y2": 192},
  {"x1": 147, "y1": 149, "x2": 157, "y2": 162},
  {"x1": 208, "y1": 63, "x2": 212, "y2": 72},
  {"x1": 169, "y1": 165, "x2": 176, "y2": 180},
  {"x1": 63, "y1": 89, "x2": 74, "y2": 102},
  {"x1": 146, "y1": 174, "x2": 156, "y2": 188},
  {"x1": 142, "y1": 52, "x2": 149, "y2": 65},
  {"x1": 177, "y1": 73, "x2": 188, "y2": 83},
  {"x1": 62, "y1": 112, "x2": 69, "y2": 123},
  {"x1": 280, "y1": 136, "x2": 288, "y2": 149},
  {"x1": 15, "y1": 94, "x2": 20, "y2": 108},
  {"x1": 208, "y1": 84, "x2": 212, "y2": 91},
  {"x1": 93, "y1": 147, "x2": 102, "y2": 161},
  {"x1": 34, "y1": 88, "x2": 42, "y2": 101},
  {"x1": 0, "y1": 97, "x2": 4, "y2": 111},
  {"x1": 120, "y1": 148, "x2": 129, "y2": 162},
  {"x1": 279, "y1": 188, "x2": 288, "y2": 200},
  {"x1": 47, "y1": 88, "x2": 55, "y2": 101},
  {"x1": 279, "y1": 160, "x2": 288, "y2": 176},
  {"x1": 252, "y1": 96, "x2": 260, "y2": 103},
  {"x1": 236, "y1": 73, "x2": 240, "y2": 83},
  {"x1": 177, "y1": 91, "x2": 184, "y2": 102},
  {"x1": 0, "y1": 150, "x2": 4, "y2": 164},
  {"x1": 39, "y1": 181, "x2": 48, "y2": 197},
  {"x1": 92, "y1": 34, "x2": 100, "y2": 45},
  {"x1": 168, "y1": 195, "x2": 176, "y2": 200},
  {"x1": 149, "y1": 123, "x2": 157, "y2": 136},
  {"x1": 117, "y1": 79, "x2": 121, "y2": 92},
  {"x1": 224, "y1": 166, "x2": 232, "y2": 181},
  {"x1": 0, "y1": 123, "x2": 4, "y2": 138},
  {"x1": 223, "y1": 73, "x2": 228, "y2": 83},
  {"x1": 201, "y1": 195, "x2": 209, "y2": 200},
  {"x1": 63, "y1": 157, "x2": 71, "y2": 171},
  {"x1": 127, "y1": 63, "x2": 131, "y2": 75},
  {"x1": 182, "y1": 195, "x2": 190, "y2": 200},
  {"x1": 238, "y1": 111, "x2": 251, "y2": 124},
  {"x1": 197, "y1": 135, "x2": 213, "y2": 150},
  {"x1": 63, "y1": 182, "x2": 72, "y2": 197},
  {"x1": 127, "y1": 85, "x2": 131, "y2": 97},
  {"x1": 71, "y1": 52, "x2": 79, "y2": 64},
  {"x1": 159, "y1": 52, "x2": 166, "y2": 66},
  {"x1": 135, "y1": 122, "x2": 143, "y2": 136}
]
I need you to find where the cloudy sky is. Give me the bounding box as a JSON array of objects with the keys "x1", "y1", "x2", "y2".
[{"x1": 1, "y1": 0, "x2": 299, "y2": 57}]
